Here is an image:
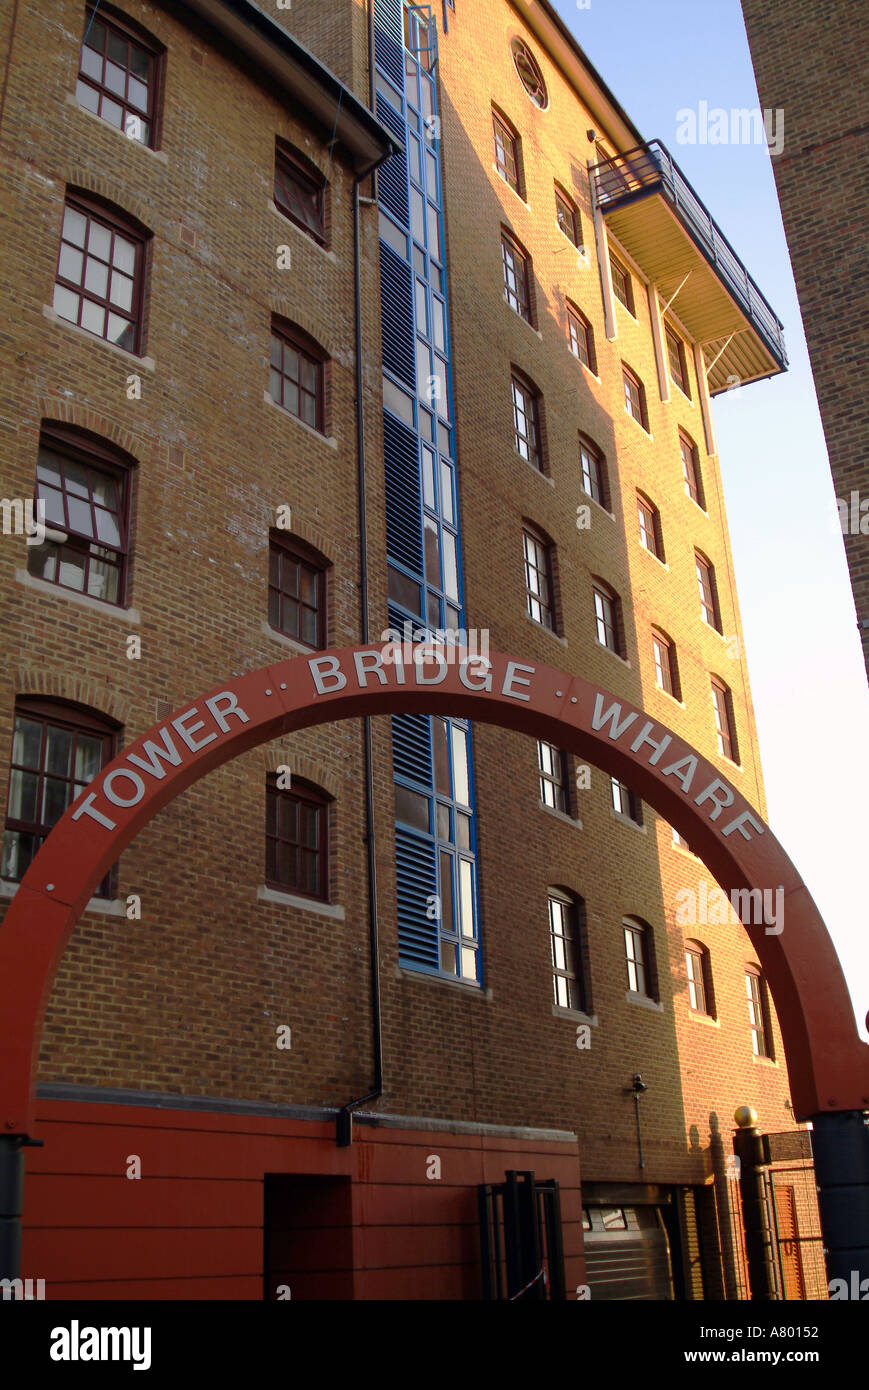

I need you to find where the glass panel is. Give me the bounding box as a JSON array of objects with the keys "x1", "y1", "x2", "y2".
[
  {"x1": 63, "y1": 206, "x2": 88, "y2": 248},
  {"x1": 379, "y1": 211, "x2": 408, "y2": 260},
  {"x1": 439, "y1": 462, "x2": 453, "y2": 523},
  {"x1": 423, "y1": 517, "x2": 440, "y2": 585},
  {"x1": 408, "y1": 132, "x2": 423, "y2": 183},
  {"x1": 106, "y1": 30, "x2": 127, "y2": 64},
  {"x1": 58, "y1": 244, "x2": 84, "y2": 284},
  {"x1": 432, "y1": 298, "x2": 446, "y2": 351},
  {"x1": 299, "y1": 804, "x2": 319, "y2": 847},
  {"x1": 45, "y1": 724, "x2": 72, "y2": 778},
  {"x1": 441, "y1": 531, "x2": 458, "y2": 601},
  {"x1": 301, "y1": 392, "x2": 317, "y2": 428},
  {"x1": 27, "y1": 543, "x2": 57, "y2": 581},
  {"x1": 75, "y1": 735, "x2": 104, "y2": 781},
  {"x1": 81, "y1": 299, "x2": 106, "y2": 338},
  {"x1": 58, "y1": 549, "x2": 87, "y2": 591},
  {"x1": 552, "y1": 934, "x2": 566, "y2": 970},
  {"x1": 387, "y1": 566, "x2": 421, "y2": 615},
  {"x1": 12, "y1": 718, "x2": 42, "y2": 770},
  {"x1": 433, "y1": 358, "x2": 448, "y2": 420},
  {"x1": 7, "y1": 769, "x2": 38, "y2": 822},
  {"x1": 128, "y1": 76, "x2": 148, "y2": 112},
  {"x1": 439, "y1": 940, "x2": 457, "y2": 975},
  {"x1": 87, "y1": 222, "x2": 111, "y2": 260},
  {"x1": 299, "y1": 605, "x2": 318, "y2": 645},
  {"x1": 426, "y1": 202, "x2": 441, "y2": 260},
  {"x1": 426, "y1": 149, "x2": 438, "y2": 197},
  {"x1": 411, "y1": 187, "x2": 425, "y2": 243},
  {"x1": 80, "y1": 46, "x2": 103, "y2": 81},
  {"x1": 459, "y1": 859, "x2": 474, "y2": 935},
  {"x1": 413, "y1": 245, "x2": 426, "y2": 277},
  {"x1": 383, "y1": 377, "x2": 414, "y2": 427},
  {"x1": 436, "y1": 803, "x2": 450, "y2": 841},
  {"x1": 415, "y1": 280, "x2": 428, "y2": 336},
  {"x1": 433, "y1": 718, "x2": 450, "y2": 795},
  {"x1": 95, "y1": 507, "x2": 121, "y2": 545},
  {"x1": 456, "y1": 812, "x2": 471, "y2": 851},
  {"x1": 87, "y1": 556, "x2": 116, "y2": 601},
  {"x1": 394, "y1": 784, "x2": 429, "y2": 832},
  {"x1": 99, "y1": 94, "x2": 124, "y2": 128},
  {"x1": 104, "y1": 59, "x2": 126, "y2": 96},
  {"x1": 109, "y1": 271, "x2": 133, "y2": 311},
  {"x1": 283, "y1": 379, "x2": 300, "y2": 416},
  {"x1": 52, "y1": 284, "x2": 79, "y2": 323},
  {"x1": 416, "y1": 339, "x2": 430, "y2": 401},
  {"x1": 439, "y1": 851, "x2": 454, "y2": 933},
  {"x1": 42, "y1": 777, "x2": 70, "y2": 827},
  {"x1": 426, "y1": 589, "x2": 440, "y2": 629},
  {"x1": 450, "y1": 725, "x2": 469, "y2": 805},
  {"x1": 460, "y1": 946, "x2": 476, "y2": 981},
  {"x1": 129, "y1": 45, "x2": 150, "y2": 81},
  {"x1": 555, "y1": 975, "x2": 568, "y2": 1008},
  {"x1": 421, "y1": 446, "x2": 436, "y2": 509},
  {"x1": 67, "y1": 496, "x2": 94, "y2": 536}
]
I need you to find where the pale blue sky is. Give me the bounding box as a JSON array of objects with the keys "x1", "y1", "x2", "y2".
[{"x1": 550, "y1": 0, "x2": 868, "y2": 1035}]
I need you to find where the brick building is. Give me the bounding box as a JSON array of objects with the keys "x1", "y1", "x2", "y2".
[
  {"x1": 741, "y1": 0, "x2": 869, "y2": 679},
  {"x1": 0, "y1": 0, "x2": 821, "y2": 1298}
]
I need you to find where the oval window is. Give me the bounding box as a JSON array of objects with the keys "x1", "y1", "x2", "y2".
[{"x1": 511, "y1": 39, "x2": 547, "y2": 108}]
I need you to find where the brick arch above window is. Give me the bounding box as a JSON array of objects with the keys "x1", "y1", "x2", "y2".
[
  {"x1": 35, "y1": 402, "x2": 146, "y2": 464},
  {"x1": 12, "y1": 671, "x2": 130, "y2": 727},
  {"x1": 269, "y1": 300, "x2": 340, "y2": 364},
  {"x1": 259, "y1": 748, "x2": 340, "y2": 802},
  {"x1": 60, "y1": 173, "x2": 151, "y2": 236}
]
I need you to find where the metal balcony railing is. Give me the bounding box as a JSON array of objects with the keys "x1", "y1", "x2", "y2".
[{"x1": 590, "y1": 140, "x2": 787, "y2": 370}]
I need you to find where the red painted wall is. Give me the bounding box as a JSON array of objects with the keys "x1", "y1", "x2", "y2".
[{"x1": 21, "y1": 1099, "x2": 584, "y2": 1300}]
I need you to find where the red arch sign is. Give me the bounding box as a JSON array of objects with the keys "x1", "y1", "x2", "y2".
[{"x1": 1, "y1": 644, "x2": 866, "y2": 1130}]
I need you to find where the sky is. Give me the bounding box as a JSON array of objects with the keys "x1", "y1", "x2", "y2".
[{"x1": 549, "y1": 0, "x2": 869, "y2": 1036}]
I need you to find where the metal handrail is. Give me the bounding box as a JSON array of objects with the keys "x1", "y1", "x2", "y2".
[{"x1": 590, "y1": 140, "x2": 787, "y2": 367}]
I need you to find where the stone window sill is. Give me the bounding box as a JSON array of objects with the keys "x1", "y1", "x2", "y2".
[
  {"x1": 257, "y1": 884, "x2": 345, "y2": 920},
  {"x1": 15, "y1": 569, "x2": 140, "y2": 622},
  {"x1": 42, "y1": 305, "x2": 156, "y2": 370}
]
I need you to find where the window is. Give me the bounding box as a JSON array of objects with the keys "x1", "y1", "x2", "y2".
[
  {"x1": 622, "y1": 365, "x2": 649, "y2": 430},
  {"x1": 53, "y1": 194, "x2": 147, "y2": 354},
  {"x1": 610, "y1": 253, "x2": 634, "y2": 313},
  {"x1": 623, "y1": 916, "x2": 656, "y2": 999},
  {"x1": 76, "y1": 6, "x2": 161, "y2": 146},
  {"x1": 680, "y1": 431, "x2": 704, "y2": 507},
  {"x1": 493, "y1": 109, "x2": 521, "y2": 193},
  {"x1": 2, "y1": 699, "x2": 117, "y2": 894},
  {"x1": 637, "y1": 492, "x2": 663, "y2": 560},
  {"x1": 501, "y1": 231, "x2": 533, "y2": 323},
  {"x1": 665, "y1": 324, "x2": 691, "y2": 397},
  {"x1": 523, "y1": 525, "x2": 555, "y2": 630},
  {"x1": 611, "y1": 777, "x2": 642, "y2": 825},
  {"x1": 549, "y1": 891, "x2": 588, "y2": 1012},
  {"x1": 268, "y1": 533, "x2": 328, "y2": 648},
  {"x1": 652, "y1": 630, "x2": 680, "y2": 699},
  {"x1": 568, "y1": 304, "x2": 595, "y2": 372},
  {"x1": 270, "y1": 321, "x2": 326, "y2": 433},
  {"x1": 266, "y1": 776, "x2": 330, "y2": 901},
  {"x1": 537, "y1": 741, "x2": 568, "y2": 812},
  {"x1": 274, "y1": 142, "x2": 326, "y2": 244},
  {"x1": 695, "y1": 552, "x2": 722, "y2": 631},
  {"x1": 593, "y1": 581, "x2": 622, "y2": 655},
  {"x1": 511, "y1": 38, "x2": 547, "y2": 107},
  {"x1": 26, "y1": 424, "x2": 132, "y2": 606},
  {"x1": 686, "y1": 943, "x2": 714, "y2": 1016},
  {"x1": 711, "y1": 677, "x2": 739, "y2": 763},
  {"x1": 746, "y1": 967, "x2": 773, "y2": 1058},
  {"x1": 579, "y1": 436, "x2": 606, "y2": 508},
  {"x1": 555, "y1": 185, "x2": 580, "y2": 245},
  {"x1": 511, "y1": 373, "x2": 542, "y2": 470}
]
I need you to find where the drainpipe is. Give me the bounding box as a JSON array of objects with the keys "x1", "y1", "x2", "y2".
[{"x1": 336, "y1": 168, "x2": 384, "y2": 1148}]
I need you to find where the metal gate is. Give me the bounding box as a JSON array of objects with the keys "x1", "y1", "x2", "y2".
[
  {"x1": 728, "y1": 1129, "x2": 827, "y2": 1300},
  {"x1": 478, "y1": 1170, "x2": 566, "y2": 1300}
]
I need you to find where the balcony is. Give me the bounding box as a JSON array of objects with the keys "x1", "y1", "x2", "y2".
[{"x1": 590, "y1": 141, "x2": 787, "y2": 394}]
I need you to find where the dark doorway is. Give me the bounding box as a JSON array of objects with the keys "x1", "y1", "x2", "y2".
[{"x1": 264, "y1": 1174, "x2": 353, "y2": 1300}]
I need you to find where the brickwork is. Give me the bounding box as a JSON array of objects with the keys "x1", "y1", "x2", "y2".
[{"x1": 742, "y1": 0, "x2": 869, "y2": 679}]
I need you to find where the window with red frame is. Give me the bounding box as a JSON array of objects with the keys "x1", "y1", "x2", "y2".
[
  {"x1": 695, "y1": 551, "x2": 722, "y2": 631},
  {"x1": 27, "y1": 425, "x2": 132, "y2": 606},
  {"x1": 623, "y1": 364, "x2": 648, "y2": 430},
  {"x1": 274, "y1": 142, "x2": 326, "y2": 244},
  {"x1": 2, "y1": 699, "x2": 118, "y2": 894},
  {"x1": 637, "y1": 492, "x2": 664, "y2": 560},
  {"x1": 268, "y1": 534, "x2": 327, "y2": 648},
  {"x1": 567, "y1": 304, "x2": 595, "y2": 371},
  {"x1": 501, "y1": 231, "x2": 532, "y2": 323},
  {"x1": 680, "y1": 432, "x2": 704, "y2": 507},
  {"x1": 511, "y1": 372, "x2": 542, "y2": 469},
  {"x1": 76, "y1": 6, "x2": 162, "y2": 146},
  {"x1": 652, "y1": 629, "x2": 680, "y2": 699},
  {"x1": 53, "y1": 195, "x2": 147, "y2": 354},
  {"x1": 711, "y1": 677, "x2": 739, "y2": 763},
  {"x1": 269, "y1": 323, "x2": 326, "y2": 432},
  {"x1": 493, "y1": 110, "x2": 521, "y2": 193},
  {"x1": 266, "y1": 775, "x2": 330, "y2": 901},
  {"x1": 523, "y1": 525, "x2": 555, "y2": 630},
  {"x1": 555, "y1": 185, "x2": 580, "y2": 245},
  {"x1": 665, "y1": 323, "x2": 691, "y2": 397}
]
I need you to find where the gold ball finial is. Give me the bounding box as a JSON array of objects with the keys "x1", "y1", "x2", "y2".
[{"x1": 734, "y1": 1104, "x2": 758, "y2": 1129}]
